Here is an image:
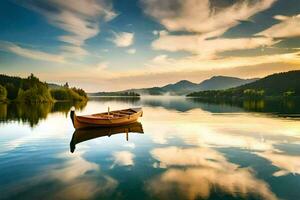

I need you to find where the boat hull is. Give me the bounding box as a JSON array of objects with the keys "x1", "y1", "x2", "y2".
[{"x1": 70, "y1": 108, "x2": 143, "y2": 130}]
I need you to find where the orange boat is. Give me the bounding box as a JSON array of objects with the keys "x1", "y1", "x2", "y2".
[{"x1": 70, "y1": 107, "x2": 143, "y2": 130}]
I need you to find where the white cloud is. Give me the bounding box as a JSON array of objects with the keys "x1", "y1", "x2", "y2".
[
  {"x1": 152, "y1": 34, "x2": 276, "y2": 57},
  {"x1": 61, "y1": 45, "x2": 89, "y2": 57},
  {"x1": 153, "y1": 30, "x2": 159, "y2": 35},
  {"x1": 21, "y1": 0, "x2": 117, "y2": 56},
  {"x1": 112, "y1": 32, "x2": 134, "y2": 47},
  {"x1": 142, "y1": 0, "x2": 276, "y2": 34},
  {"x1": 143, "y1": 0, "x2": 278, "y2": 60},
  {"x1": 148, "y1": 50, "x2": 300, "y2": 73},
  {"x1": 0, "y1": 0, "x2": 117, "y2": 63},
  {"x1": 0, "y1": 41, "x2": 65, "y2": 63},
  {"x1": 152, "y1": 54, "x2": 169, "y2": 63},
  {"x1": 126, "y1": 48, "x2": 136, "y2": 54},
  {"x1": 256, "y1": 14, "x2": 300, "y2": 38},
  {"x1": 52, "y1": 11, "x2": 99, "y2": 46}
]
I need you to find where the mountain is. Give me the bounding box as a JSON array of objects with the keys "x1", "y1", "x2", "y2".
[
  {"x1": 126, "y1": 76, "x2": 258, "y2": 95},
  {"x1": 90, "y1": 76, "x2": 258, "y2": 96},
  {"x1": 187, "y1": 70, "x2": 300, "y2": 98},
  {"x1": 198, "y1": 76, "x2": 258, "y2": 91},
  {"x1": 237, "y1": 71, "x2": 300, "y2": 95},
  {"x1": 160, "y1": 80, "x2": 201, "y2": 95}
]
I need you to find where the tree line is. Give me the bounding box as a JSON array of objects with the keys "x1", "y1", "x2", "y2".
[
  {"x1": 90, "y1": 91, "x2": 140, "y2": 97},
  {"x1": 0, "y1": 74, "x2": 87, "y2": 103}
]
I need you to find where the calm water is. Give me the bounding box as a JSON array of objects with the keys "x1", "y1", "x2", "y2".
[{"x1": 0, "y1": 97, "x2": 300, "y2": 200}]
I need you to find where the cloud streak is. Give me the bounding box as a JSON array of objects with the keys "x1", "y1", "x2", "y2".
[
  {"x1": 148, "y1": 50, "x2": 300, "y2": 73},
  {"x1": 126, "y1": 48, "x2": 136, "y2": 54},
  {"x1": 20, "y1": 0, "x2": 116, "y2": 56},
  {"x1": 0, "y1": 41, "x2": 65, "y2": 63},
  {"x1": 152, "y1": 34, "x2": 276, "y2": 57},
  {"x1": 257, "y1": 14, "x2": 300, "y2": 38},
  {"x1": 37, "y1": 49, "x2": 300, "y2": 91},
  {"x1": 142, "y1": 0, "x2": 276, "y2": 34},
  {"x1": 143, "y1": 0, "x2": 281, "y2": 63}
]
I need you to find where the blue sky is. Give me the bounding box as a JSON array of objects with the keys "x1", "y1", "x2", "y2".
[{"x1": 0, "y1": 0, "x2": 299, "y2": 91}]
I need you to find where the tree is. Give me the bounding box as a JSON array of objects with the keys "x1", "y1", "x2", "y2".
[
  {"x1": 0, "y1": 85, "x2": 7, "y2": 101},
  {"x1": 64, "y1": 82, "x2": 69, "y2": 88},
  {"x1": 71, "y1": 87, "x2": 87, "y2": 98},
  {"x1": 0, "y1": 74, "x2": 87, "y2": 103},
  {"x1": 5, "y1": 83, "x2": 19, "y2": 100}
]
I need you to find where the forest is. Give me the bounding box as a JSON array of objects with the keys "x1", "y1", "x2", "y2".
[
  {"x1": 187, "y1": 70, "x2": 300, "y2": 99},
  {"x1": 0, "y1": 74, "x2": 87, "y2": 103}
]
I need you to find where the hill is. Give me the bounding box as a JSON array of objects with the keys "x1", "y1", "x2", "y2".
[
  {"x1": 187, "y1": 70, "x2": 300, "y2": 99},
  {"x1": 91, "y1": 76, "x2": 258, "y2": 96},
  {"x1": 0, "y1": 74, "x2": 87, "y2": 103},
  {"x1": 127, "y1": 76, "x2": 257, "y2": 95},
  {"x1": 198, "y1": 76, "x2": 258, "y2": 91}
]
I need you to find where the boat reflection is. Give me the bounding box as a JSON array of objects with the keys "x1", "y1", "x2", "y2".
[{"x1": 70, "y1": 122, "x2": 144, "y2": 153}]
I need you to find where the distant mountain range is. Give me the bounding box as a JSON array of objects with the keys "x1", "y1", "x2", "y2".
[
  {"x1": 90, "y1": 76, "x2": 258, "y2": 96},
  {"x1": 188, "y1": 70, "x2": 300, "y2": 98}
]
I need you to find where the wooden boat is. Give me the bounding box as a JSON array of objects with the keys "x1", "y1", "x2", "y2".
[
  {"x1": 70, "y1": 122, "x2": 144, "y2": 153},
  {"x1": 70, "y1": 107, "x2": 143, "y2": 130}
]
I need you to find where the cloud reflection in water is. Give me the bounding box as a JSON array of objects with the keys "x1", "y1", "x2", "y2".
[
  {"x1": 255, "y1": 151, "x2": 300, "y2": 177},
  {"x1": 147, "y1": 146, "x2": 279, "y2": 200},
  {"x1": 1, "y1": 150, "x2": 118, "y2": 200}
]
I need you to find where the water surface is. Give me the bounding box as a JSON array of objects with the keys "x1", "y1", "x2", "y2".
[{"x1": 0, "y1": 97, "x2": 300, "y2": 200}]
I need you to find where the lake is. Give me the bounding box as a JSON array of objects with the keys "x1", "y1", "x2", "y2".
[{"x1": 0, "y1": 96, "x2": 300, "y2": 200}]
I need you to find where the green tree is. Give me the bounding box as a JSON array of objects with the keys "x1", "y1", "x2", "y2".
[
  {"x1": 50, "y1": 87, "x2": 87, "y2": 102},
  {"x1": 0, "y1": 85, "x2": 7, "y2": 101},
  {"x1": 5, "y1": 83, "x2": 19, "y2": 100},
  {"x1": 71, "y1": 87, "x2": 87, "y2": 98},
  {"x1": 64, "y1": 82, "x2": 69, "y2": 88},
  {"x1": 16, "y1": 74, "x2": 53, "y2": 103},
  {"x1": 0, "y1": 74, "x2": 87, "y2": 103}
]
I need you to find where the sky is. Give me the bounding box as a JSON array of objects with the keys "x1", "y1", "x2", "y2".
[{"x1": 0, "y1": 0, "x2": 299, "y2": 92}]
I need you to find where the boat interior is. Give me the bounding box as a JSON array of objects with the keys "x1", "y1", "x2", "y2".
[{"x1": 82, "y1": 109, "x2": 139, "y2": 119}]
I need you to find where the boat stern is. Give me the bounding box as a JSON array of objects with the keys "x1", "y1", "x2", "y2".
[
  {"x1": 131, "y1": 107, "x2": 143, "y2": 117},
  {"x1": 70, "y1": 110, "x2": 75, "y2": 127}
]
